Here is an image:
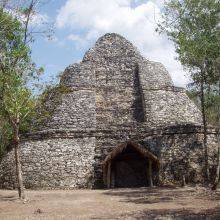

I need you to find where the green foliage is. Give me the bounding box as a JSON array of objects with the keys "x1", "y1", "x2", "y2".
[
  {"x1": 158, "y1": 0, "x2": 220, "y2": 125},
  {"x1": 158, "y1": 0, "x2": 220, "y2": 75},
  {"x1": 0, "y1": 1, "x2": 54, "y2": 198},
  {"x1": 0, "y1": 4, "x2": 55, "y2": 158},
  {"x1": 0, "y1": 8, "x2": 36, "y2": 156},
  {"x1": 0, "y1": 70, "x2": 36, "y2": 124},
  {"x1": 0, "y1": 8, "x2": 30, "y2": 75},
  {"x1": 187, "y1": 88, "x2": 220, "y2": 126},
  {"x1": 0, "y1": 119, "x2": 12, "y2": 158}
]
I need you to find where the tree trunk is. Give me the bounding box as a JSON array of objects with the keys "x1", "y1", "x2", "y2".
[
  {"x1": 212, "y1": 145, "x2": 220, "y2": 190},
  {"x1": 200, "y1": 75, "x2": 209, "y2": 183},
  {"x1": 13, "y1": 122, "x2": 25, "y2": 199},
  {"x1": 212, "y1": 81, "x2": 220, "y2": 190}
]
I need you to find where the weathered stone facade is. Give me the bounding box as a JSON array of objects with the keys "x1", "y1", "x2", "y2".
[{"x1": 0, "y1": 33, "x2": 218, "y2": 189}]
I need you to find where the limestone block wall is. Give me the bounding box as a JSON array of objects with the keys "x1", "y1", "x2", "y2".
[
  {"x1": 38, "y1": 33, "x2": 200, "y2": 132},
  {"x1": 0, "y1": 137, "x2": 96, "y2": 189},
  {"x1": 137, "y1": 59, "x2": 202, "y2": 128},
  {"x1": 142, "y1": 88, "x2": 202, "y2": 127},
  {"x1": 60, "y1": 62, "x2": 96, "y2": 87},
  {"x1": 42, "y1": 90, "x2": 96, "y2": 131},
  {"x1": 142, "y1": 132, "x2": 218, "y2": 185},
  {"x1": 95, "y1": 87, "x2": 145, "y2": 129},
  {"x1": 93, "y1": 64, "x2": 146, "y2": 129},
  {"x1": 0, "y1": 126, "x2": 218, "y2": 189},
  {"x1": 82, "y1": 33, "x2": 141, "y2": 64},
  {"x1": 139, "y1": 61, "x2": 174, "y2": 88},
  {"x1": 93, "y1": 126, "x2": 218, "y2": 188}
]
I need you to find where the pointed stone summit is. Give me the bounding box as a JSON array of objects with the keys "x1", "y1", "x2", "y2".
[
  {"x1": 62, "y1": 33, "x2": 174, "y2": 89},
  {"x1": 0, "y1": 33, "x2": 218, "y2": 189},
  {"x1": 45, "y1": 32, "x2": 201, "y2": 131}
]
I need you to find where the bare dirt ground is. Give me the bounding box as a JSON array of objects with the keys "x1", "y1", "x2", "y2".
[{"x1": 0, "y1": 186, "x2": 220, "y2": 220}]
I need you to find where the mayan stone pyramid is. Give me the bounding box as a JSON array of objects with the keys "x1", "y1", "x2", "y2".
[
  {"x1": 41, "y1": 33, "x2": 202, "y2": 132},
  {"x1": 0, "y1": 33, "x2": 218, "y2": 189}
]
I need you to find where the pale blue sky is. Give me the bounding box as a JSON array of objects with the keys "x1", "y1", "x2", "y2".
[{"x1": 31, "y1": 0, "x2": 190, "y2": 88}]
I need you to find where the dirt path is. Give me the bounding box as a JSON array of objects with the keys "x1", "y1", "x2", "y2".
[{"x1": 0, "y1": 186, "x2": 220, "y2": 219}]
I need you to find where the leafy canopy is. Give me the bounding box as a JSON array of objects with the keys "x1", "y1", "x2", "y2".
[
  {"x1": 158, "y1": 0, "x2": 220, "y2": 76},
  {"x1": 0, "y1": 8, "x2": 36, "y2": 155},
  {"x1": 158, "y1": 0, "x2": 220, "y2": 125},
  {"x1": 0, "y1": 8, "x2": 30, "y2": 75}
]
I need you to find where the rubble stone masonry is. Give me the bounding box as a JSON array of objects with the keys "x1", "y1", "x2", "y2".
[{"x1": 0, "y1": 33, "x2": 218, "y2": 189}]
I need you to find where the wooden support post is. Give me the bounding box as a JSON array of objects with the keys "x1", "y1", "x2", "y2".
[
  {"x1": 107, "y1": 161, "x2": 111, "y2": 188},
  {"x1": 103, "y1": 165, "x2": 107, "y2": 186},
  {"x1": 148, "y1": 160, "x2": 153, "y2": 187},
  {"x1": 111, "y1": 168, "x2": 115, "y2": 188},
  {"x1": 181, "y1": 174, "x2": 186, "y2": 187}
]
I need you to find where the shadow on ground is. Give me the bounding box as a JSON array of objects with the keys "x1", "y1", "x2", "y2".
[
  {"x1": 103, "y1": 186, "x2": 220, "y2": 204},
  {"x1": 0, "y1": 194, "x2": 18, "y2": 202},
  {"x1": 101, "y1": 186, "x2": 220, "y2": 219},
  {"x1": 113, "y1": 208, "x2": 220, "y2": 220}
]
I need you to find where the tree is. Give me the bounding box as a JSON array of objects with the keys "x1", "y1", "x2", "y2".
[
  {"x1": 0, "y1": 8, "x2": 36, "y2": 199},
  {"x1": 212, "y1": 57, "x2": 220, "y2": 190},
  {"x1": 1, "y1": 0, "x2": 54, "y2": 44},
  {"x1": 157, "y1": 0, "x2": 220, "y2": 184},
  {"x1": 0, "y1": 3, "x2": 47, "y2": 198},
  {"x1": 0, "y1": 1, "x2": 53, "y2": 199},
  {"x1": 0, "y1": 72, "x2": 35, "y2": 199}
]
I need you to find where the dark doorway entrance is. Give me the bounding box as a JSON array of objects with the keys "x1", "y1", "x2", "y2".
[
  {"x1": 103, "y1": 142, "x2": 160, "y2": 188},
  {"x1": 112, "y1": 144, "x2": 148, "y2": 187}
]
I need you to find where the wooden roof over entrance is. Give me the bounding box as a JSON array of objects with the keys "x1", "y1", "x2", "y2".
[{"x1": 102, "y1": 141, "x2": 160, "y2": 167}]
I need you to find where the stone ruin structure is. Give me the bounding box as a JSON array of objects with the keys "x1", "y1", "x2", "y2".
[{"x1": 0, "y1": 33, "x2": 218, "y2": 189}]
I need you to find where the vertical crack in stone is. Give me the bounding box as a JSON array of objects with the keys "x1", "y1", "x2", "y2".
[{"x1": 132, "y1": 64, "x2": 145, "y2": 122}]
